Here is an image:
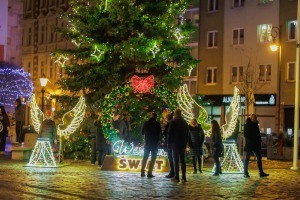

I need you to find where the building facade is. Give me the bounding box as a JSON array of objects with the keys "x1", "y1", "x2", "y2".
[
  {"x1": 0, "y1": 0, "x2": 23, "y2": 66},
  {"x1": 198, "y1": 0, "x2": 282, "y2": 133},
  {"x1": 22, "y1": 0, "x2": 71, "y2": 110}
]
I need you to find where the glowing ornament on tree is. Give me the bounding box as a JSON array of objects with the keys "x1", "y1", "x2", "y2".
[
  {"x1": 91, "y1": 44, "x2": 108, "y2": 62},
  {"x1": 149, "y1": 41, "x2": 160, "y2": 58},
  {"x1": 131, "y1": 75, "x2": 154, "y2": 93},
  {"x1": 54, "y1": 55, "x2": 69, "y2": 68}
]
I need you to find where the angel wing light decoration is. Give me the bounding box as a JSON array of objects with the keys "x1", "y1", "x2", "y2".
[
  {"x1": 57, "y1": 96, "x2": 87, "y2": 136},
  {"x1": 30, "y1": 95, "x2": 86, "y2": 136},
  {"x1": 177, "y1": 84, "x2": 210, "y2": 132},
  {"x1": 221, "y1": 86, "x2": 240, "y2": 140},
  {"x1": 30, "y1": 94, "x2": 44, "y2": 133}
]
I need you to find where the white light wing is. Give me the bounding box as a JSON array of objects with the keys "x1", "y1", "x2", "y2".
[
  {"x1": 30, "y1": 94, "x2": 44, "y2": 133},
  {"x1": 57, "y1": 96, "x2": 86, "y2": 136}
]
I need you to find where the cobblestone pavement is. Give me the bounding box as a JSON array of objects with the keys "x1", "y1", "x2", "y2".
[{"x1": 0, "y1": 152, "x2": 300, "y2": 200}]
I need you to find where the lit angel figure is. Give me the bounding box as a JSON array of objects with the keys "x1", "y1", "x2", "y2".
[{"x1": 28, "y1": 95, "x2": 86, "y2": 167}]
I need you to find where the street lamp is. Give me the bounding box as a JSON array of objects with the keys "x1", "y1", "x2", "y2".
[
  {"x1": 40, "y1": 74, "x2": 48, "y2": 112},
  {"x1": 270, "y1": 26, "x2": 282, "y2": 133}
]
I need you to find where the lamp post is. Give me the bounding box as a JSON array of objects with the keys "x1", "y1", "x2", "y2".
[
  {"x1": 291, "y1": 1, "x2": 300, "y2": 170},
  {"x1": 270, "y1": 26, "x2": 281, "y2": 133},
  {"x1": 40, "y1": 74, "x2": 48, "y2": 113}
]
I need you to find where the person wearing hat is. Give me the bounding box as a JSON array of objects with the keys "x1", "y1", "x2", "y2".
[{"x1": 39, "y1": 110, "x2": 57, "y2": 146}]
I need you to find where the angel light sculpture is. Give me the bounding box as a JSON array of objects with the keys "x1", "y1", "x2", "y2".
[{"x1": 27, "y1": 94, "x2": 86, "y2": 167}]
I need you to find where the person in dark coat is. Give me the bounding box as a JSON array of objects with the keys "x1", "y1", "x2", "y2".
[
  {"x1": 244, "y1": 114, "x2": 269, "y2": 178},
  {"x1": 162, "y1": 112, "x2": 175, "y2": 178},
  {"x1": 94, "y1": 110, "x2": 110, "y2": 168},
  {"x1": 81, "y1": 111, "x2": 98, "y2": 165},
  {"x1": 0, "y1": 106, "x2": 10, "y2": 152},
  {"x1": 39, "y1": 110, "x2": 57, "y2": 146},
  {"x1": 167, "y1": 109, "x2": 189, "y2": 182},
  {"x1": 15, "y1": 98, "x2": 25, "y2": 143},
  {"x1": 188, "y1": 118, "x2": 205, "y2": 174},
  {"x1": 211, "y1": 120, "x2": 223, "y2": 176},
  {"x1": 112, "y1": 113, "x2": 128, "y2": 140},
  {"x1": 141, "y1": 112, "x2": 162, "y2": 178}
]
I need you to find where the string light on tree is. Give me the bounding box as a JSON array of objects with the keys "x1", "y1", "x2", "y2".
[
  {"x1": 90, "y1": 44, "x2": 108, "y2": 62},
  {"x1": 0, "y1": 62, "x2": 33, "y2": 107}
]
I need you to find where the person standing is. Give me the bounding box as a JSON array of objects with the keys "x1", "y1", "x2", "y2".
[
  {"x1": 167, "y1": 109, "x2": 189, "y2": 182},
  {"x1": 39, "y1": 110, "x2": 57, "y2": 146},
  {"x1": 188, "y1": 118, "x2": 205, "y2": 174},
  {"x1": 81, "y1": 111, "x2": 98, "y2": 165},
  {"x1": 141, "y1": 112, "x2": 162, "y2": 178},
  {"x1": 0, "y1": 106, "x2": 10, "y2": 152},
  {"x1": 94, "y1": 110, "x2": 110, "y2": 168},
  {"x1": 211, "y1": 120, "x2": 223, "y2": 176},
  {"x1": 112, "y1": 113, "x2": 128, "y2": 140},
  {"x1": 15, "y1": 99, "x2": 25, "y2": 143},
  {"x1": 164, "y1": 113, "x2": 175, "y2": 178},
  {"x1": 244, "y1": 114, "x2": 269, "y2": 178}
]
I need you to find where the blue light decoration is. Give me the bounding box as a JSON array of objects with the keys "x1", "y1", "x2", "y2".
[{"x1": 0, "y1": 62, "x2": 33, "y2": 107}]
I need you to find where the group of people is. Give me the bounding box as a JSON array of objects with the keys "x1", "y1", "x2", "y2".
[
  {"x1": 141, "y1": 108, "x2": 220, "y2": 182},
  {"x1": 140, "y1": 109, "x2": 269, "y2": 182}
]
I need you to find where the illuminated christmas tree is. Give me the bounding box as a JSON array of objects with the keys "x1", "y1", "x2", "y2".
[{"x1": 0, "y1": 61, "x2": 33, "y2": 107}]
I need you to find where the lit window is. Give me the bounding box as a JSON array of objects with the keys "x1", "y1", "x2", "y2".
[
  {"x1": 231, "y1": 66, "x2": 243, "y2": 83},
  {"x1": 258, "y1": 24, "x2": 272, "y2": 43},
  {"x1": 233, "y1": 28, "x2": 244, "y2": 45},
  {"x1": 258, "y1": 0, "x2": 273, "y2": 4},
  {"x1": 259, "y1": 64, "x2": 271, "y2": 82},
  {"x1": 207, "y1": 31, "x2": 218, "y2": 48},
  {"x1": 288, "y1": 21, "x2": 297, "y2": 41},
  {"x1": 208, "y1": 0, "x2": 218, "y2": 12},
  {"x1": 206, "y1": 67, "x2": 217, "y2": 85},
  {"x1": 233, "y1": 0, "x2": 245, "y2": 8},
  {"x1": 287, "y1": 62, "x2": 295, "y2": 82}
]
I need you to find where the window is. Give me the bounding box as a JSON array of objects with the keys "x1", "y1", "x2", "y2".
[
  {"x1": 231, "y1": 66, "x2": 243, "y2": 83},
  {"x1": 288, "y1": 21, "x2": 297, "y2": 41},
  {"x1": 26, "y1": 0, "x2": 32, "y2": 11},
  {"x1": 258, "y1": 24, "x2": 272, "y2": 43},
  {"x1": 206, "y1": 67, "x2": 217, "y2": 85},
  {"x1": 28, "y1": 28, "x2": 32, "y2": 45},
  {"x1": 258, "y1": 0, "x2": 273, "y2": 4},
  {"x1": 40, "y1": 26, "x2": 45, "y2": 44},
  {"x1": 208, "y1": 0, "x2": 218, "y2": 12},
  {"x1": 287, "y1": 62, "x2": 295, "y2": 82},
  {"x1": 27, "y1": 62, "x2": 31, "y2": 75},
  {"x1": 41, "y1": 61, "x2": 44, "y2": 76},
  {"x1": 233, "y1": 0, "x2": 245, "y2": 8},
  {"x1": 233, "y1": 28, "x2": 244, "y2": 45},
  {"x1": 207, "y1": 31, "x2": 218, "y2": 48},
  {"x1": 259, "y1": 64, "x2": 271, "y2": 82}
]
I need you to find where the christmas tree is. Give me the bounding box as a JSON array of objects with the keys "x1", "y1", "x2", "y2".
[
  {"x1": 53, "y1": 0, "x2": 199, "y2": 148},
  {"x1": 54, "y1": 0, "x2": 198, "y2": 104}
]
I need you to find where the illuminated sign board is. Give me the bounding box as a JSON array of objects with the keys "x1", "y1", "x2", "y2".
[
  {"x1": 200, "y1": 94, "x2": 276, "y2": 106},
  {"x1": 114, "y1": 156, "x2": 169, "y2": 172}
]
